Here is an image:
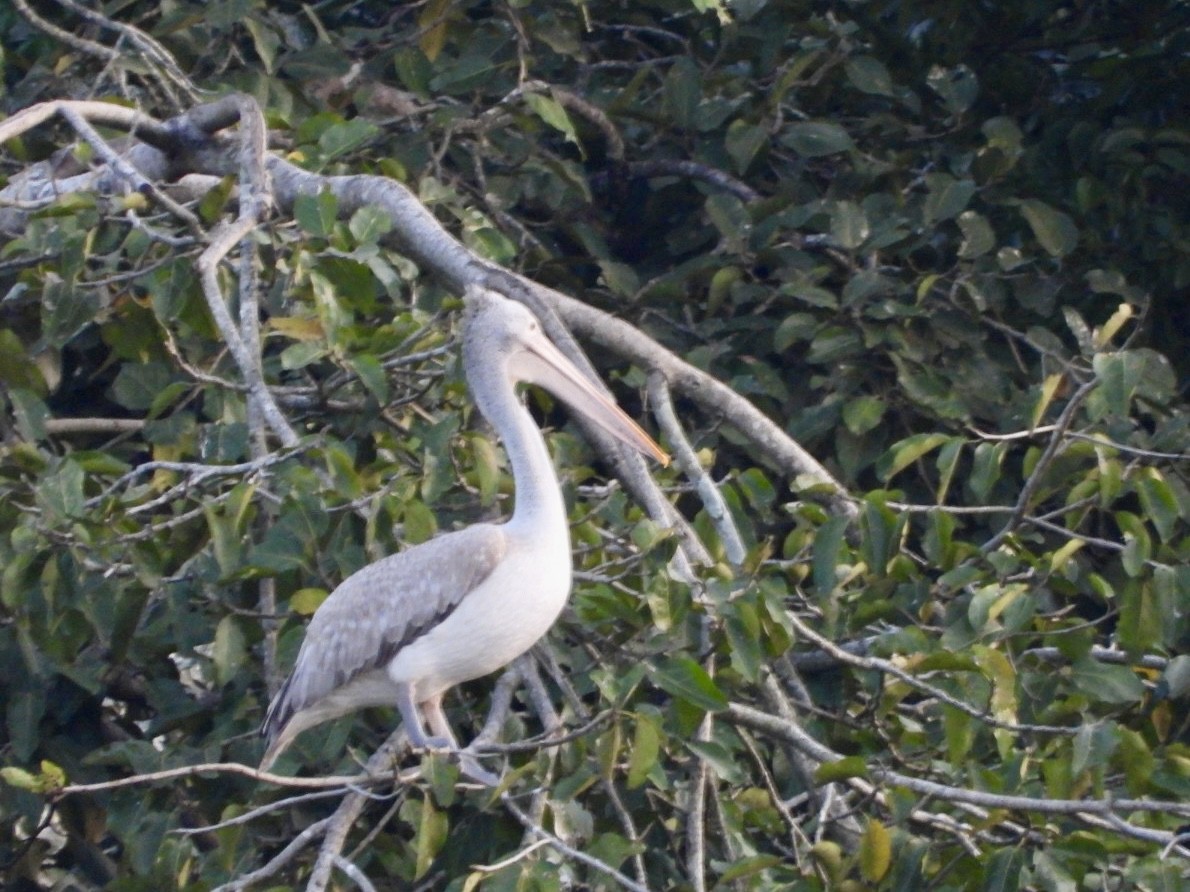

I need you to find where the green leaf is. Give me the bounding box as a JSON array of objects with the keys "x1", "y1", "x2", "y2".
[
  {"x1": 649, "y1": 657, "x2": 727, "y2": 712},
  {"x1": 725, "y1": 601, "x2": 763, "y2": 681},
  {"x1": 243, "y1": 16, "x2": 279, "y2": 73},
  {"x1": 717, "y1": 855, "x2": 783, "y2": 884},
  {"x1": 1071, "y1": 656, "x2": 1145, "y2": 705},
  {"x1": 469, "y1": 434, "x2": 501, "y2": 507},
  {"x1": 349, "y1": 354, "x2": 390, "y2": 404},
  {"x1": 830, "y1": 200, "x2": 869, "y2": 249},
  {"x1": 348, "y1": 205, "x2": 393, "y2": 245},
  {"x1": 923, "y1": 174, "x2": 976, "y2": 223},
  {"x1": 112, "y1": 362, "x2": 175, "y2": 411},
  {"x1": 927, "y1": 64, "x2": 978, "y2": 116},
  {"x1": 707, "y1": 266, "x2": 741, "y2": 315},
  {"x1": 968, "y1": 441, "x2": 1007, "y2": 501},
  {"x1": 295, "y1": 190, "x2": 338, "y2": 238},
  {"x1": 664, "y1": 58, "x2": 701, "y2": 129},
  {"x1": 860, "y1": 499, "x2": 902, "y2": 577},
  {"x1": 877, "y1": 433, "x2": 950, "y2": 482},
  {"x1": 1114, "y1": 511, "x2": 1151, "y2": 577},
  {"x1": 736, "y1": 467, "x2": 775, "y2": 509},
  {"x1": 626, "y1": 711, "x2": 661, "y2": 789},
  {"x1": 725, "y1": 119, "x2": 767, "y2": 174},
  {"x1": 1116, "y1": 728, "x2": 1155, "y2": 796},
  {"x1": 784, "y1": 121, "x2": 853, "y2": 157},
  {"x1": 783, "y1": 282, "x2": 838, "y2": 309},
  {"x1": 212, "y1": 615, "x2": 247, "y2": 687},
  {"x1": 0, "y1": 330, "x2": 46, "y2": 394},
  {"x1": 957, "y1": 210, "x2": 995, "y2": 258},
  {"x1": 1093, "y1": 351, "x2": 1142, "y2": 416},
  {"x1": 403, "y1": 500, "x2": 438, "y2": 545},
  {"x1": 1032, "y1": 851, "x2": 1077, "y2": 892},
  {"x1": 1, "y1": 766, "x2": 42, "y2": 792},
  {"x1": 525, "y1": 92, "x2": 579, "y2": 146},
  {"x1": 9, "y1": 388, "x2": 49, "y2": 441},
  {"x1": 845, "y1": 56, "x2": 895, "y2": 96},
  {"x1": 684, "y1": 738, "x2": 745, "y2": 783},
  {"x1": 1118, "y1": 579, "x2": 1162, "y2": 654},
  {"x1": 319, "y1": 118, "x2": 380, "y2": 161},
  {"x1": 413, "y1": 794, "x2": 447, "y2": 879},
  {"x1": 1134, "y1": 470, "x2": 1180, "y2": 543},
  {"x1": 1020, "y1": 200, "x2": 1079, "y2": 258},
  {"x1": 842, "y1": 395, "x2": 885, "y2": 436},
  {"x1": 935, "y1": 437, "x2": 964, "y2": 506},
  {"x1": 983, "y1": 847, "x2": 1024, "y2": 892},
  {"x1": 39, "y1": 459, "x2": 85, "y2": 519},
  {"x1": 289, "y1": 588, "x2": 328, "y2": 615},
  {"x1": 813, "y1": 756, "x2": 868, "y2": 783},
  {"x1": 1072, "y1": 720, "x2": 1119, "y2": 776},
  {"x1": 812, "y1": 514, "x2": 849, "y2": 597},
  {"x1": 859, "y1": 818, "x2": 892, "y2": 882}
]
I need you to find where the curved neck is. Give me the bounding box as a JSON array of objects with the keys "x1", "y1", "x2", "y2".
[{"x1": 472, "y1": 372, "x2": 568, "y2": 542}]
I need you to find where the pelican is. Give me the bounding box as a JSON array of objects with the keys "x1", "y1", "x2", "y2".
[{"x1": 260, "y1": 286, "x2": 667, "y2": 779}]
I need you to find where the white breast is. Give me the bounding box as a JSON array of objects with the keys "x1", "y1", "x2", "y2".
[{"x1": 386, "y1": 536, "x2": 571, "y2": 702}]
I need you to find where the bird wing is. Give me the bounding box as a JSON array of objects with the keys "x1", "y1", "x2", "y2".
[{"x1": 261, "y1": 523, "x2": 507, "y2": 743}]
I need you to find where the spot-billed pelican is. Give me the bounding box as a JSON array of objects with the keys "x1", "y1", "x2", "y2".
[{"x1": 260, "y1": 286, "x2": 667, "y2": 780}]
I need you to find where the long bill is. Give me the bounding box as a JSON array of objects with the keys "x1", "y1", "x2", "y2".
[{"x1": 518, "y1": 335, "x2": 670, "y2": 467}]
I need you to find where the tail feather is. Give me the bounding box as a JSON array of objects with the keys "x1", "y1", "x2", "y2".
[{"x1": 259, "y1": 673, "x2": 296, "y2": 769}]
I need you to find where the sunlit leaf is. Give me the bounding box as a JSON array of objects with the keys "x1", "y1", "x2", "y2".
[{"x1": 859, "y1": 818, "x2": 892, "y2": 882}]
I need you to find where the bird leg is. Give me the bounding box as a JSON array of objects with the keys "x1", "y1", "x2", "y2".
[
  {"x1": 422, "y1": 694, "x2": 501, "y2": 787},
  {"x1": 395, "y1": 684, "x2": 453, "y2": 751}
]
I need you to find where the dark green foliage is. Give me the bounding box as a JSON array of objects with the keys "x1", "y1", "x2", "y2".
[{"x1": 1, "y1": 1, "x2": 1187, "y2": 889}]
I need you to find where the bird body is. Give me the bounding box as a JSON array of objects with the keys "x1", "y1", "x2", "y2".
[{"x1": 260, "y1": 287, "x2": 666, "y2": 776}]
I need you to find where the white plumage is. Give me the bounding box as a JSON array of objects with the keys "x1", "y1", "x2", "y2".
[{"x1": 260, "y1": 286, "x2": 667, "y2": 779}]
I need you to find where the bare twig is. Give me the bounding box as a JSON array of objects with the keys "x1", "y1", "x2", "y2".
[
  {"x1": 51, "y1": 762, "x2": 402, "y2": 797},
  {"x1": 500, "y1": 794, "x2": 653, "y2": 892},
  {"x1": 686, "y1": 710, "x2": 713, "y2": 892},
  {"x1": 785, "y1": 611, "x2": 1077, "y2": 735},
  {"x1": 305, "y1": 731, "x2": 407, "y2": 892},
  {"x1": 649, "y1": 371, "x2": 746, "y2": 567},
  {"x1": 982, "y1": 378, "x2": 1097, "y2": 553},
  {"x1": 726, "y1": 701, "x2": 1190, "y2": 830}
]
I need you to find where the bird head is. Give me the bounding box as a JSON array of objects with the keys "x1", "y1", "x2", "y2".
[{"x1": 461, "y1": 286, "x2": 668, "y2": 465}]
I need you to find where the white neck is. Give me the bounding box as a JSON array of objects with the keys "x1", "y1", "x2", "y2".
[{"x1": 472, "y1": 370, "x2": 569, "y2": 545}]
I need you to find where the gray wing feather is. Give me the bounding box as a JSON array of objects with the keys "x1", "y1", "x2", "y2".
[{"x1": 262, "y1": 524, "x2": 507, "y2": 742}]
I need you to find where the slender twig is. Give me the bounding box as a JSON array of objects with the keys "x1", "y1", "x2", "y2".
[
  {"x1": 172, "y1": 788, "x2": 357, "y2": 835},
  {"x1": 649, "y1": 372, "x2": 745, "y2": 567},
  {"x1": 500, "y1": 794, "x2": 653, "y2": 892},
  {"x1": 50, "y1": 762, "x2": 402, "y2": 797},
  {"x1": 726, "y1": 701, "x2": 1190, "y2": 822},
  {"x1": 472, "y1": 839, "x2": 553, "y2": 873},
  {"x1": 331, "y1": 855, "x2": 378, "y2": 892},
  {"x1": 58, "y1": 106, "x2": 201, "y2": 230},
  {"x1": 785, "y1": 611, "x2": 1077, "y2": 735},
  {"x1": 305, "y1": 731, "x2": 407, "y2": 892},
  {"x1": 982, "y1": 378, "x2": 1098, "y2": 553},
  {"x1": 210, "y1": 815, "x2": 334, "y2": 892},
  {"x1": 196, "y1": 217, "x2": 299, "y2": 446},
  {"x1": 686, "y1": 710, "x2": 713, "y2": 892}
]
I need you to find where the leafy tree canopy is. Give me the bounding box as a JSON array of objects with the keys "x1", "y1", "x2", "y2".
[{"x1": 0, "y1": 1, "x2": 1187, "y2": 890}]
